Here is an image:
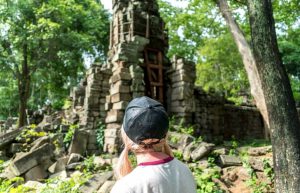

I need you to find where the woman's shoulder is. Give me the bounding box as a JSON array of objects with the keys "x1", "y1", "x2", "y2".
[
  {"x1": 110, "y1": 176, "x2": 133, "y2": 193},
  {"x1": 110, "y1": 170, "x2": 141, "y2": 193}
]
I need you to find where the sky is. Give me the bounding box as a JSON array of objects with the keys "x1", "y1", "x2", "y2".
[{"x1": 100, "y1": 0, "x2": 188, "y2": 11}]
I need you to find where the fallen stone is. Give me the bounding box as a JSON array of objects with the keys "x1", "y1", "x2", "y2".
[
  {"x1": 191, "y1": 142, "x2": 215, "y2": 161},
  {"x1": 79, "y1": 171, "x2": 113, "y2": 193},
  {"x1": 0, "y1": 165, "x2": 16, "y2": 179},
  {"x1": 222, "y1": 167, "x2": 239, "y2": 182},
  {"x1": 0, "y1": 127, "x2": 23, "y2": 148},
  {"x1": 30, "y1": 136, "x2": 50, "y2": 152},
  {"x1": 68, "y1": 130, "x2": 88, "y2": 155},
  {"x1": 213, "y1": 147, "x2": 229, "y2": 155},
  {"x1": 67, "y1": 153, "x2": 82, "y2": 165},
  {"x1": 23, "y1": 181, "x2": 46, "y2": 190},
  {"x1": 93, "y1": 156, "x2": 107, "y2": 168},
  {"x1": 10, "y1": 143, "x2": 54, "y2": 176},
  {"x1": 168, "y1": 132, "x2": 194, "y2": 151},
  {"x1": 212, "y1": 178, "x2": 230, "y2": 193},
  {"x1": 9, "y1": 143, "x2": 23, "y2": 154},
  {"x1": 48, "y1": 156, "x2": 69, "y2": 174},
  {"x1": 219, "y1": 155, "x2": 242, "y2": 167},
  {"x1": 248, "y1": 157, "x2": 266, "y2": 171},
  {"x1": 248, "y1": 146, "x2": 272, "y2": 156},
  {"x1": 97, "y1": 181, "x2": 116, "y2": 193},
  {"x1": 66, "y1": 162, "x2": 82, "y2": 170},
  {"x1": 198, "y1": 160, "x2": 209, "y2": 169},
  {"x1": 25, "y1": 165, "x2": 48, "y2": 181},
  {"x1": 183, "y1": 143, "x2": 197, "y2": 161},
  {"x1": 49, "y1": 170, "x2": 68, "y2": 179}
]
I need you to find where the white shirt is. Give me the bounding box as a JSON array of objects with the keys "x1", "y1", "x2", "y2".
[{"x1": 110, "y1": 158, "x2": 197, "y2": 193}]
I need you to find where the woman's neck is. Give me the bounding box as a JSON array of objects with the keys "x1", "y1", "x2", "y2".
[{"x1": 136, "y1": 151, "x2": 170, "y2": 165}]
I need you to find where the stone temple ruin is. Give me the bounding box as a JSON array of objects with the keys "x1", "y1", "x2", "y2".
[{"x1": 68, "y1": 0, "x2": 266, "y2": 154}]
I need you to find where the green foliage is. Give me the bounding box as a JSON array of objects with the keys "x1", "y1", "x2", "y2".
[
  {"x1": 63, "y1": 124, "x2": 79, "y2": 148},
  {"x1": 0, "y1": 0, "x2": 110, "y2": 118},
  {"x1": 62, "y1": 99, "x2": 72, "y2": 110},
  {"x1": 168, "y1": 116, "x2": 176, "y2": 131},
  {"x1": 16, "y1": 124, "x2": 47, "y2": 149},
  {"x1": 170, "y1": 135, "x2": 180, "y2": 144},
  {"x1": 173, "y1": 150, "x2": 183, "y2": 161},
  {"x1": 191, "y1": 167, "x2": 223, "y2": 193},
  {"x1": 0, "y1": 160, "x2": 4, "y2": 173},
  {"x1": 81, "y1": 155, "x2": 96, "y2": 173},
  {"x1": 40, "y1": 172, "x2": 91, "y2": 193},
  {"x1": 196, "y1": 32, "x2": 249, "y2": 102},
  {"x1": 129, "y1": 154, "x2": 137, "y2": 168},
  {"x1": 96, "y1": 121, "x2": 106, "y2": 149},
  {"x1": 0, "y1": 177, "x2": 25, "y2": 193},
  {"x1": 242, "y1": 157, "x2": 273, "y2": 193},
  {"x1": 263, "y1": 159, "x2": 275, "y2": 184},
  {"x1": 228, "y1": 136, "x2": 239, "y2": 156},
  {"x1": 0, "y1": 74, "x2": 18, "y2": 119}
]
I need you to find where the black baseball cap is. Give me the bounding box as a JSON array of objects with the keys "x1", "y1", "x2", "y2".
[{"x1": 123, "y1": 96, "x2": 169, "y2": 144}]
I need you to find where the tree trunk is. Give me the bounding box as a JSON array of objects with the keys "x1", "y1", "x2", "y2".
[
  {"x1": 216, "y1": 0, "x2": 270, "y2": 138},
  {"x1": 18, "y1": 43, "x2": 30, "y2": 128},
  {"x1": 247, "y1": 0, "x2": 300, "y2": 192}
]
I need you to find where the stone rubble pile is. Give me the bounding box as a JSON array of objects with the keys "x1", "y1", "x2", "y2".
[{"x1": 0, "y1": 113, "x2": 274, "y2": 193}]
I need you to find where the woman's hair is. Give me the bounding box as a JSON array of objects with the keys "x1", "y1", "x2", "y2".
[{"x1": 115, "y1": 127, "x2": 173, "y2": 179}]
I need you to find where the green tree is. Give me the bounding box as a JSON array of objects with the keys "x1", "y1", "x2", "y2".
[
  {"x1": 0, "y1": 0, "x2": 110, "y2": 126},
  {"x1": 196, "y1": 31, "x2": 249, "y2": 102}
]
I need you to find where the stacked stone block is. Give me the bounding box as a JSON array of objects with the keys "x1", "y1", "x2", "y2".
[
  {"x1": 104, "y1": 62, "x2": 132, "y2": 153},
  {"x1": 76, "y1": 64, "x2": 111, "y2": 154},
  {"x1": 167, "y1": 56, "x2": 196, "y2": 125}
]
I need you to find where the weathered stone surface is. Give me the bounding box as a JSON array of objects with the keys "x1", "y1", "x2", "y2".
[
  {"x1": 110, "y1": 93, "x2": 131, "y2": 103},
  {"x1": 23, "y1": 181, "x2": 46, "y2": 190},
  {"x1": 10, "y1": 143, "x2": 54, "y2": 176},
  {"x1": 25, "y1": 165, "x2": 48, "y2": 181},
  {"x1": 0, "y1": 165, "x2": 16, "y2": 179},
  {"x1": 48, "y1": 156, "x2": 69, "y2": 173},
  {"x1": 112, "y1": 101, "x2": 129, "y2": 110},
  {"x1": 66, "y1": 162, "x2": 82, "y2": 170},
  {"x1": 67, "y1": 153, "x2": 82, "y2": 165},
  {"x1": 219, "y1": 155, "x2": 242, "y2": 167},
  {"x1": 93, "y1": 156, "x2": 107, "y2": 168},
  {"x1": 110, "y1": 73, "x2": 131, "y2": 84},
  {"x1": 248, "y1": 157, "x2": 269, "y2": 171},
  {"x1": 110, "y1": 85, "x2": 130, "y2": 95},
  {"x1": 183, "y1": 143, "x2": 197, "y2": 161},
  {"x1": 49, "y1": 170, "x2": 67, "y2": 179},
  {"x1": 0, "y1": 127, "x2": 23, "y2": 148},
  {"x1": 79, "y1": 171, "x2": 113, "y2": 193},
  {"x1": 191, "y1": 142, "x2": 215, "y2": 161},
  {"x1": 168, "y1": 132, "x2": 194, "y2": 152},
  {"x1": 213, "y1": 147, "x2": 229, "y2": 155},
  {"x1": 97, "y1": 181, "x2": 116, "y2": 193},
  {"x1": 9, "y1": 143, "x2": 23, "y2": 154},
  {"x1": 104, "y1": 129, "x2": 118, "y2": 138},
  {"x1": 248, "y1": 146, "x2": 272, "y2": 156},
  {"x1": 30, "y1": 136, "x2": 50, "y2": 152},
  {"x1": 68, "y1": 130, "x2": 88, "y2": 155},
  {"x1": 105, "y1": 110, "x2": 124, "y2": 123}
]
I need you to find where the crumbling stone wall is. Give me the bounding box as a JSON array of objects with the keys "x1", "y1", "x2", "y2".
[
  {"x1": 70, "y1": 64, "x2": 111, "y2": 154},
  {"x1": 194, "y1": 88, "x2": 265, "y2": 140},
  {"x1": 167, "y1": 56, "x2": 196, "y2": 124}
]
